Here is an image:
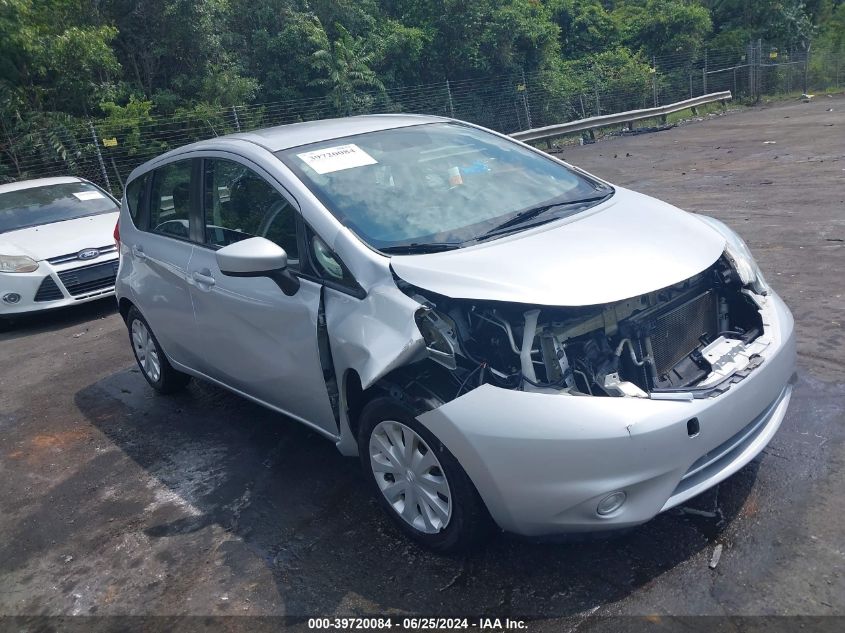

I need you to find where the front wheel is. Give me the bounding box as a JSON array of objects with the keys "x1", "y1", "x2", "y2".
[
  {"x1": 126, "y1": 306, "x2": 190, "y2": 394},
  {"x1": 358, "y1": 396, "x2": 491, "y2": 553}
]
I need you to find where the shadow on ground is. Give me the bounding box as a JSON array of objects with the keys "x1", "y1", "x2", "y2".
[
  {"x1": 41, "y1": 368, "x2": 760, "y2": 617},
  {"x1": 0, "y1": 299, "x2": 117, "y2": 341}
]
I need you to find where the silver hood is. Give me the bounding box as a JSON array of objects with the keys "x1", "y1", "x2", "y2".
[{"x1": 390, "y1": 187, "x2": 726, "y2": 306}]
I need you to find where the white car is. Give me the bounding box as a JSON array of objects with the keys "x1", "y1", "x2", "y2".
[
  {"x1": 115, "y1": 116, "x2": 795, "y2": 552},
  {"x1": 0, "y1": 177, "x2": 120, "y2": 322}
]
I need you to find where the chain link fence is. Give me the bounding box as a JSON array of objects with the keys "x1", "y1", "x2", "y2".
[{"x1": 1, "y1": 43, "x2": 840, "y2": 197}]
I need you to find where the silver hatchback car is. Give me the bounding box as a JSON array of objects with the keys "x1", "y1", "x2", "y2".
[{"x1": 115, "y1": 115, "x2": 795, "y2": 551}]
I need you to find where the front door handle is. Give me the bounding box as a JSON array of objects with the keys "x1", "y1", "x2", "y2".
[
  {"x1": 192, "y1": 271, "x2": 216, "y2": 288},
  {"x1": 132, "y1": 244, "x2": 146, "y2": 260}
]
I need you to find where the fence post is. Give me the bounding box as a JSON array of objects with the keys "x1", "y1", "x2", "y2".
[
  {"x1": 733, "y1": 65, "x2": 738, "y2": 97},
  {"x1": 88, "y1": 120, "x2": 112, "y2": 194},
  {"x1": 594, "y1": 87, "x2": 600, "y2": 116},
  {"x1": 652, "y1": 56, "x2": 658, "y2": 106},
  {"x1": 446, "y1": 80, "x2": 455, "y2": 118},
  {"x1": 803, "y1": 42, "x2": 811, "y2": 95},
  {"x1": 232, "y1": 106, "x2": 241, "y2": 132},
  {"x1": 520, "y1": 69, "x2": 532, "y2": 130},
  {"x1": 703, "y1": 49, "x2": 708, "y2": 94},
  {"x1": 689, "y1": 74, "x2": 693, "y2": 99},
  {"x1": 578, "y1": 93, "x2": 586, "y2": 119},
  {"x1": 747, "y1": 42, "x2": 755, "y2": 101},
  {"x1": 757, "y1": 39, "x2": 763, "y2": 102}
]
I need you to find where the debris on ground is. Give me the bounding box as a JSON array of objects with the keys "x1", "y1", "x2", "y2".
[
  {"x1": 709, "y1": 544, "x2": 723, "y2": 569},
  {"x1": 763, "y1": 140, "x2": 777, "y2": 144},
  {"x1": 677, "y1": 506, "x2": 718, "y2": 518}
]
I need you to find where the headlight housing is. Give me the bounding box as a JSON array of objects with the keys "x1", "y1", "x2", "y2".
[
  {"x1": 697, "y1": 216, "x2": 769, "y2": 294},
  {"x1": 0, "y1": 254, "x2": 39, "y2": 273},
  {"x1": 414, "y1": 306, "x2": 458, "y2": 370}
]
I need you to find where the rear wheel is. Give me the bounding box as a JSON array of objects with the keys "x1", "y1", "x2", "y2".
[
  {"x1": 358, "y1": 396, "x2": 490, "y2": 553},
  {"x1": 126, "y1": 306, "x2": 190, "y2": 394}
]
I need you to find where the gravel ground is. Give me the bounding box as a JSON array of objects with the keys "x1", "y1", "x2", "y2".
[{"x1": 1, "y1": 95, "x2": 843, "y2": 626}]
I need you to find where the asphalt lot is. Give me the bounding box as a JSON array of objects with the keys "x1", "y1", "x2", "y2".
[{"x1": 1, "y1": 95, "x2": 843, "y2": 625}]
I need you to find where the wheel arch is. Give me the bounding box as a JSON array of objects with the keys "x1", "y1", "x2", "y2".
[{"x1": 118, "y1": 297, "x2": 134, "y2": 322}]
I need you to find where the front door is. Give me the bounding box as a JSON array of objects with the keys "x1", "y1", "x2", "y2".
[{"x1": 186, "y1": 156, "x2": 338, "y2": 436}]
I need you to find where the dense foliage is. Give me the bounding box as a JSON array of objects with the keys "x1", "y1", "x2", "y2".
[{"x1": 1, "y1": 1, "x2": 842, "y2": 183}]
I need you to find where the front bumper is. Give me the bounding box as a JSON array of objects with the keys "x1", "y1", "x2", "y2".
[
  {"x1": 0, "y1": 255, "x2": 119, "y2": 316},
  {"x1": 418, "y1": 292, "x2": 796, "y2": 536}
]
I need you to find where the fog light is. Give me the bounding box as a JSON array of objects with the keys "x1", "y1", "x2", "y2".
[
  {"x1": 597, "y1": 491, "x2": 627, "y2": 516},
  {"x1": 2, "y1": 292, "x2": 21, "y2": 304}
]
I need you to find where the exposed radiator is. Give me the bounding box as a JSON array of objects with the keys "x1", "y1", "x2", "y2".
[{"x1": 648, "y1": 290, "x2": 719, "y2": 377}]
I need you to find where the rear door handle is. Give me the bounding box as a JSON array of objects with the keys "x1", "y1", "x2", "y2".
[
  {"x1": 132, "y1": 245, "x2": 145, "y2": 260},
  {"x1": 192, "y1": 271, "x2": 216, "y2": 288}
]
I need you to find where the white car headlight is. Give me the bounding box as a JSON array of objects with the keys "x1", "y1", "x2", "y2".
[
  {"x1": 697, "y1": 216, "x2": 769, "y2": 294},
  {"x1": 0, "y1": 254, "x2": 39, "y2": 273}
]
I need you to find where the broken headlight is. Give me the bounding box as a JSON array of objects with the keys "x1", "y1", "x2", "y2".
[
  {"x1": 414, "y1": 307, "x2": 459, "y2": 370},
  {"x1": 697, "y1": 216, "x2": 769, "y2": 294}
]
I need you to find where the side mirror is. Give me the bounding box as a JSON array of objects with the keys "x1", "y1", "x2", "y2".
[{"x1": 216, "y1": 236, "x2": 300, "y2": 296}]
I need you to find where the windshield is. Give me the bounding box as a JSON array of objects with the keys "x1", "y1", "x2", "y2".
[
  {"x1": 278, "y1": 122, "x2": 612, "y2": 251},
  {"x1": 0, "y1": 182, "x2": 117, "y2": 233}
]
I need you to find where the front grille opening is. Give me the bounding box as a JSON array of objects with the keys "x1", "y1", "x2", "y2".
[
  {"x1": 57, "y1": 260, "x2": 118, "y2": 297},
  {"x1": 34, "y1": 276, "x2": 64, "y2": 302}
]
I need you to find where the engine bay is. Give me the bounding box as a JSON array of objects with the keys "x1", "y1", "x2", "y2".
[{"x1": 402, "y1": 255, "x2": 766, "y2": 401}]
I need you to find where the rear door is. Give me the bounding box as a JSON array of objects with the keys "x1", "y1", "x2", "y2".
[
  {"x1": 186, "y1": 154, "x2": 338, "y2": 436},
  {"x1": 123, "y1": 158, "x2": 203, "y2": 369}
]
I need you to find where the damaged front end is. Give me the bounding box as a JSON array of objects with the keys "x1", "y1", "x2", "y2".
[{"x1": 395, "y1": 254, "x2": 772, "y2": 406}]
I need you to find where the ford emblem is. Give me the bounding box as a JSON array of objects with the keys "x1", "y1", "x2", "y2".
[{"x1": 78, "y1": 248, "x2": 100, "y2": 261}]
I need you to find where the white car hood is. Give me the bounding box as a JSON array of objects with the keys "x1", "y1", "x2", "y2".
[
  {"x1": 0, "y1": 212, "x2": 119, "y2": 260},
  {"x1": 390, "y1": 188, "x2": 726, "y2": 306}
]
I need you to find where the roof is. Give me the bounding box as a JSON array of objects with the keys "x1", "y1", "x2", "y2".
[
  {"x1": 0, "y1": 176, "x2": 83, "y2": 194},
  {"x1": 128, "y1": 114, "x2": 450, "y2": 181},
  {"x1": 222, "y1": 114, "x2": 445, "y2": 152}
]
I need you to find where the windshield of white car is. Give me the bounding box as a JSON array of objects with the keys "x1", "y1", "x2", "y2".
[
  {"x1": 0, "y1": 182, "x2": 117, "y2": 233},
  {"x1": 278, "y1": 122, "x2": 612, "y2": 251}
]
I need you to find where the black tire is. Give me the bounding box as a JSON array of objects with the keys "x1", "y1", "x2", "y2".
[
  {"x1": 358, "y1": 396, "x2": 491, "y2": 553},
  {"x1": 126, "y1": 306, "x2": 190, "y2": 394}
]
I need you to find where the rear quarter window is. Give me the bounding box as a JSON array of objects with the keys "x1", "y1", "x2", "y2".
[{"x1": 124, "y1": 175, "x2": 146, "y2": 227}]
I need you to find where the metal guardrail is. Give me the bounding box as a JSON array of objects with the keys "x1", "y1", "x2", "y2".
[{"x1": 512, "y1": 91, "x2": 733, "y2": 143}]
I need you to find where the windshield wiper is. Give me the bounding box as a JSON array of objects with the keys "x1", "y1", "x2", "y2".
[
  {"x1": 478, "y1": 192, "x2": 613, "y2": 240},
  {"x1": 380, "y1": 242, "x2": 464, "y2": 255}
]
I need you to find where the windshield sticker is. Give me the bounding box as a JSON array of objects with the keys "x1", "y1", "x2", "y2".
[
  {"x1": 297, "y1": 144, "x2": 377, "y2": 174},
  {"x1": 73, "y1": 191, "x2": 106, "y2": 201}
]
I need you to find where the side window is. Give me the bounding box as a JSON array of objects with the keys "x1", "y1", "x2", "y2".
[
  {"x1": 124, "y1": 174, "x2": 146, "y2": 227},
  {"x1": 149, "y1": 160, "x2": 192, "y2": 240},
  {"x1": 202, "y1": 159, "x2": 299, "y2": 266}
]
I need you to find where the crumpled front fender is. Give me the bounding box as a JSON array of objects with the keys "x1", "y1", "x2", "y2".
[{"x1": 324, "y1": 283, "x2": 427, "y2": 454}]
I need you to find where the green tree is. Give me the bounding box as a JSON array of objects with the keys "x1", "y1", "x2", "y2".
[
  {"x1": 614, "y1": 0, "x2": 713, "y2": 57},
  {"x1": 309, "y1": 24, "x2": 385, "y2": 115}
]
